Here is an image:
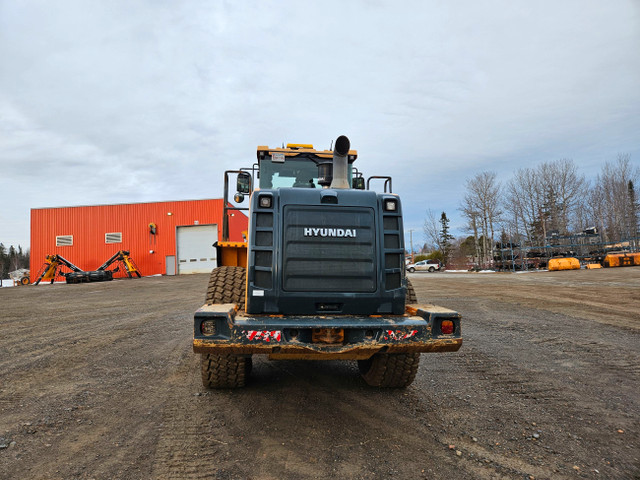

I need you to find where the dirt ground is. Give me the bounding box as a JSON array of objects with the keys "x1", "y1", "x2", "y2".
[{"x1": 1, "y1": 268, "x2": 638, "y2": 479}]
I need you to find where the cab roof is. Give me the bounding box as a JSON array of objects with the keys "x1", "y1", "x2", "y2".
[{"x1": 257, "y1": 143, "x2": 358, "y2": 161}]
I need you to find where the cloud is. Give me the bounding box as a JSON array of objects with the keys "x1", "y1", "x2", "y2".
[{"x1": 0, "y1": 0, "x2": 639, "y2": 248}]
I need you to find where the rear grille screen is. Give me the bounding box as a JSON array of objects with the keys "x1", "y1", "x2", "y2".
[{"x1": 282, "y1": 206, "x2": 376, "y2": 292}]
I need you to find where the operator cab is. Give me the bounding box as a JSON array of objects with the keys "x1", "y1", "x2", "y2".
[
  {"x1": 260, "y1": 158, "x2": 321, "y2": 189},
  {"x1": 256, "y1": 144, "x2": 359, "y2": 190}
]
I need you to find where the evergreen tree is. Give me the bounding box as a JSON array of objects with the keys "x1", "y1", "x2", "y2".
[
  {"x1": 0, "y1": 244, "x2": 30, "y2": 279},
  {"x1": 8, "y1": 245, "x2": 17, "y2": 271},
  {"x1": 0, "y1": 243, "x2": 6, "y2": 280},
  {"x1": 629, "y1": 180, "x2": 639, "y2": 248},
  {"x1": 439, "y1": 212, "x2": 454, "y2": 265}
]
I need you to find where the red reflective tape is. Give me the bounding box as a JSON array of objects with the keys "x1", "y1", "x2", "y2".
[
  {"x1": 383, "y1": 329, "x2": 418, "y2": 341},
  {"x1": 246, "y1": 330, "x2": 282, "y2": 342}
]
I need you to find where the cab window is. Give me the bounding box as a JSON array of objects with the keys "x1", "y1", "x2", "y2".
[{"x1": 259, "y1": 157, "x2": 352, "y2": 189}]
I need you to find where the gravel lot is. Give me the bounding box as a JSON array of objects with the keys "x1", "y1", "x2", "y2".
[{"x1": 1, "y1": 268, "x2": 638, "y2": 479}]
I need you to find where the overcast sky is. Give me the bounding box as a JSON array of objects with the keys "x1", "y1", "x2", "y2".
[{"x1": 1, "y1": 0, "x2": 639, "y2": 251}]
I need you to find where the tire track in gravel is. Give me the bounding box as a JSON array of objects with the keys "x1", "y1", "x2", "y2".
[
  {"x1": 3, "y1": 270, "x2": 639, "y2": 479},
  {"x1": 151, "y1": 346, "x2": 218, "y2": 480},
  {"x1": 153, "y1": 354, "x2": 468, "y2": 479},
  {"x1": 416, "y1": 289, "x2": 640, "y2": 478},
  {"x1": 410, "y1": 269, "x2": 640, "y2": 330},
  {"x1": 1, "y1": 275, "x2": 208, "y2": 480}
]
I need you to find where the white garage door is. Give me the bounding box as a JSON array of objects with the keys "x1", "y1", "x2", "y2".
[{"x1": 176, "y1": 224, "x2": 218, "y2": 274}]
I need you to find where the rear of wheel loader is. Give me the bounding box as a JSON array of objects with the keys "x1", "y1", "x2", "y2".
[{"x1": 194, "y1": 135, "x2": 462, "y2": 388}]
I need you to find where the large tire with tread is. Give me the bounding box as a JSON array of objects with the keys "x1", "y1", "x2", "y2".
[
  {"x1": 406, "y1": 278, "x2": 417, "y2": 304},
  {"x1": 358, "y1": 352, "x2": 420, "y2": 388},
  {"x1": 205, "y1": 266, "x2": 246, "y2": 310},
  {"x1": 201, "y1": 266, "x2": 250, "y2": 388},
  {"x1": 201, "y1": 354, "x2": 252, "y2": 389}
]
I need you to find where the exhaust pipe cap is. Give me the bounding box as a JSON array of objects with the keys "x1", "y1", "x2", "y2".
[{"x1": 335, "y1": 135, "x2": 350, "y2": 156}]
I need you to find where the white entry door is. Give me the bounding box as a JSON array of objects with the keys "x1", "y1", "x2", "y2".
[{"x1": 176, "y1": 224, "x2": 218, "y2": 274}]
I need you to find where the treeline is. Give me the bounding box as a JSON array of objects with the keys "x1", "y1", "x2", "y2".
[
  {"x1": 425, "y1": 154, "x2": 639, "y2": 266},
  {"x1": 0, "y1": 244, "x2": 30, "y2": 279}
]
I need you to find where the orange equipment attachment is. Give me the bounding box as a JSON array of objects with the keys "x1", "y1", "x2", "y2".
[
  {"x1": 215, "y1": 241, "x2": 248, "y2": 268},
  {"x1": 39, "y1": 255, "x2": 61, "y2": 283},
  {"x1": 34, "y1": 250, "x2": 141, "y2": 285},
  {"x1": 603, "y1": 252, "x2": 640, "y2": 268},
  {"x1": 34, "y1": 254, "x2": 84, "y2": 285},
  {"x1": 548, "y1": 257, "x2": 580, "y2": 271}
]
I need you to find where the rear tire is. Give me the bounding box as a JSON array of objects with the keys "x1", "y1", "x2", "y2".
[
  {"x1": 201, "y1": 266, "x2": 250, "y2": 388},
  {"x1": 358, "y1": 352, "x2": 420, "y2": 388},
  {"x1": 205, "y1": 266, "x2": 246, "y2": 310},
  {"x1": 20, "y1": 277, "x2": 30, "y2": 286},
  {"x1": 428, "y1": 266, "x2": 435, "y2": 272},
  {"x1": 201, "y1": 354, "x2": 252, "y2": 388},
  {"x1": 406, "y1": 278, "x2": 417, "y2": 304}
]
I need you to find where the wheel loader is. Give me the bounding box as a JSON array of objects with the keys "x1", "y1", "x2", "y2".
[{"x1": 193, "y1": 135, "x2": 462, "y2": 388}]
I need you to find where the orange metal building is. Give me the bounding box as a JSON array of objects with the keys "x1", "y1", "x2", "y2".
[{"x1": 30, "y1": 199, "x2": 248, "y2": 282}]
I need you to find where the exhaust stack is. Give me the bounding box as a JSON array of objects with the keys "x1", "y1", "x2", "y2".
[{"x1": 330, "y1": 135, "x2": 350, "y2": 189}]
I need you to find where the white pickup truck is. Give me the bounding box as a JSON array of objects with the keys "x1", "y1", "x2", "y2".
[{"x1": 406, "y1": 260, "x2": 441, "y2": 273}]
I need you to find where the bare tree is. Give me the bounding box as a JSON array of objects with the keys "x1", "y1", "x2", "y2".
[
  {"x1": 504, "y1": 167, "x2": 540, "y2": 244},
  {"x1": 538, "y1": 159, "x2": 586, "y2": 234},
  {"x1": 503, "y1": 159, "x2": 585, "y2": 246},
  {"x1": 423, "y1": 209, "x2": 441, "y2": 252},
  {"x1": 586, "y1": 181, "x2": 609, "y2": 241},
  {"x1": 588, "y1": 154, "x2": 640, "y2": 244},
  {"x1": 572, "y1": 177, "x2": 593, "y2": 234},
  {"x1": 460, "y1": 172, "x2": 501, "y2": 266}
]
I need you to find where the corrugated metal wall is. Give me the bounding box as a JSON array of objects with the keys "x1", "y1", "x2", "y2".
[{"x1": 30, "y1": 199, "x2": 248, "y2": 282}]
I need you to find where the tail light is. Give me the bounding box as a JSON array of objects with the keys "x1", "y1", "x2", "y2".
[{"x1": 441, "y1": 320, "x2": 454, "y2": 335}]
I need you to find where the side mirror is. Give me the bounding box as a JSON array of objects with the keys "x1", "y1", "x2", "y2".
[
  {"x1": 237, "y1": 172, "x2": 252, "y2": 194},
  {"x1": 352, "y1": 177, "x2": 365, "y2": 190},
  {"x1": 233, "y1": 192, "x2": 245, "y2": 203}
]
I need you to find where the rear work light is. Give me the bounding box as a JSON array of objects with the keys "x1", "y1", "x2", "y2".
[
  {"x1": 441, "y1": 320, "x2": 454, "y2": 335},
  {"x1": 384, "y1": 199, "x2": 397, "y2": 212},
  {"x1": 259, "y1": 195, "x2": 272, "y2": 208},
  {"x1": 201, "y1": 320, "x2": 216, "y2": 336}
]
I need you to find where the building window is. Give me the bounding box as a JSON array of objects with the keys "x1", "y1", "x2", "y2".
[
  {"x1": 56, "y1": 235, "x2": 73, "y2": 247},
  {"x1": 105, "y1": 232, "x2": 123, "y2": 244}
]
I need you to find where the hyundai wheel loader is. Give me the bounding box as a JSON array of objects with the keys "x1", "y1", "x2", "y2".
[{"x1": 193, "y1": 135, "x2": 462, "y2": 388}]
